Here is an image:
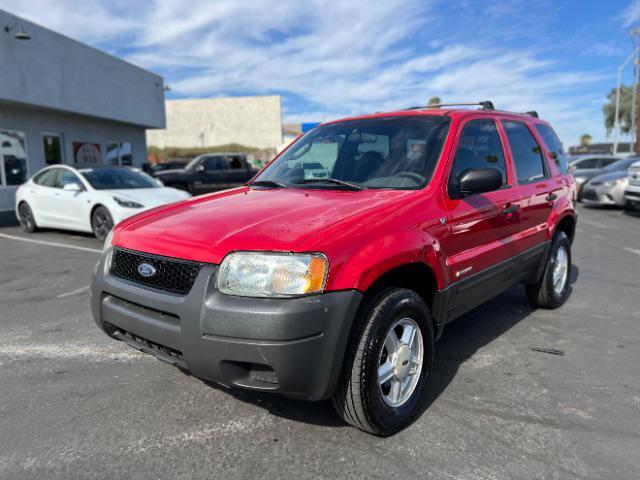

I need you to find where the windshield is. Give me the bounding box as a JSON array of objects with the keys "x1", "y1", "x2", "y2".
[
  {"x1": 254, "y1": 116, "x2": 451, "y2": 190},
  {"x1": 79, "y1": 167, "x2": 159, "y2": 190},
  {"x1": 603, "y1": 158, "x2": 638, "y2": 172}
]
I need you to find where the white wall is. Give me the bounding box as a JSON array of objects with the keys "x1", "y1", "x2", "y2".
[{"x1": 147, "y1": 96, "x2": 282, "y2": 150}]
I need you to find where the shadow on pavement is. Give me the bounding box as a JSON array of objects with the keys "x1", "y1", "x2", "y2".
[{"x1": 190, "y1": 264, "x2": 580, "y2": 430}]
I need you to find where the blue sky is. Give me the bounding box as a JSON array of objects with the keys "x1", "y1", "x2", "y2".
[{"x1": 3, "y1": 0, "x2": 639, "y2": 146}]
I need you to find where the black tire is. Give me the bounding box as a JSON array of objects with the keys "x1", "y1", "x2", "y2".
[
  {"x1": 91, "y1": 206, "x2": 114, "y2": 241},
  {"x1": 332, "y1": 287, "x2": 434, "y2": 436},
  {"x1": 17, "y1": 202, "x2": 39, "y2": 233},
  {"x1": 526, "y1": 231, "x2": 572, "y2": 309}
]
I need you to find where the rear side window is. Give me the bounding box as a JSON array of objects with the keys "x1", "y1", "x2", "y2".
[
  {"x1": 503, "y1": 121, "x2": 547, "y2": 184},
  {"x1": 535, "y1": 124, "x2": 568, "y2": 174},
  {"x1": 33, "y1": 168, "x2": 58, "y2": 187},
  {"x1": 450, "y1": 119, "x2": 507, "y2": 185}
]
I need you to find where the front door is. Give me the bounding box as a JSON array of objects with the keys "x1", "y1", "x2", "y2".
[{"x1": 444, "y1": 118, "x2": 522, "y2": 286}]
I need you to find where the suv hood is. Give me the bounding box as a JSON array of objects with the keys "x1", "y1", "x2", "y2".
[{"x1": 113, "y1": 187, "x2": 412, "y2": 264}]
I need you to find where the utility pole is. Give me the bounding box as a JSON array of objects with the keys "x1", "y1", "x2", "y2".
[{"x1": 632, "y1": 28, "x2": 640, "y2": 154}]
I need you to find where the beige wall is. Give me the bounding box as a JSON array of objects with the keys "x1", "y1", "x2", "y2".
[{"x1": 147, "y1": 96, "x2": 282, "y2": 150}]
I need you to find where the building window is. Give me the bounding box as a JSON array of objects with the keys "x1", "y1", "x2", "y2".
[
  {"x1": 0, "y1": 130, "x2": 28, "y2": 186},
  {"x1": 43, "y1": 133, "x2": 64, "y2": 165},
  {"x1": 107, "y1": 142, "x2": 133, "y2": 166}
]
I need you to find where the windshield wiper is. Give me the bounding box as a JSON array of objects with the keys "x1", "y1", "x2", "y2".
[
  {"x1": 293, "y1": 178, "x2": 365, "y2": 191},
  {"x1": 249, "y1": 180, "x2": 288, "y2": 189}
]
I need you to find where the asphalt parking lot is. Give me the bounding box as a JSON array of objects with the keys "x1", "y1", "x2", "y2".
[{"x1": 0, "y1": 204, "x2": 639, "y2": 480}]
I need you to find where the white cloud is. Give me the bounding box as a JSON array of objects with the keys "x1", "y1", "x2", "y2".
[{"x1": 0, "y1": 0, "x2": 616, "y2": 144}]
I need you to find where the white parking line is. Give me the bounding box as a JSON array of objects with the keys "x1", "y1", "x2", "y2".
[
  {"x1": 0, "y1": 233, "x2": 101, "y2": 253},
  {"x1": 56, "y1": 285, "x2": 90, "y2": 298},
  {"x1": 623, "y1": 247, "x2": 640, "y2": 256}
]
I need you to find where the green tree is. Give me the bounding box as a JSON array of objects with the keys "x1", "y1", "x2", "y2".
[
  {"x1": 579, "y1": 134, "x2": 592, "y2": 147},
  {"x1": 428, "y1": 96, "x2": 441, "y2": 106},
  {"x1": 603, "y1": 85, "x2": 634, "y2": 135}
]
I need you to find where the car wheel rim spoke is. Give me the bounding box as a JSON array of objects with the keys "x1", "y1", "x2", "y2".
[
  {"x1": 552, "y1": 246, "x2": 569, "y2": 295},
  {"x1": 378, "y1": 318, "x2": 424, "y2": 408}
]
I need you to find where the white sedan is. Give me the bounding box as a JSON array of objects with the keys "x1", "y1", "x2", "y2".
[{"x1": 15, "y1": 165, "x2": 192, "y2": 240}]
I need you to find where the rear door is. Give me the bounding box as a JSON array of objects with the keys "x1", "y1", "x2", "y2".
[
  {"x1": 502, "y1": 120, "x2": 556, "y2": 253},
  {"x1": 444, "y1": 117, "x2": 522, "y2": 284},
  {"x1": 29, "y1": 167, "x2": 60, "y2": 226}
]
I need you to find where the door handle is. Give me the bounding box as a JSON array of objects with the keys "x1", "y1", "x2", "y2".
[
  {"x1": 502, "y1": 204, "x2": 518, "y2": 215},
  {"x1": 545, "y1": 193, "x2": 558, "y2": 202}
]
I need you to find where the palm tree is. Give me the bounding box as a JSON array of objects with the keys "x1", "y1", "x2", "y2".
[
  {"x1": 603, "y1": 85, "x2": 634, "y2": 135},
  {"x1": 579, "y1": 134, "x2": 592, "y2": 147},
  {"x1": 428, "y1": 96, "x2": 441, "y2": 106}
]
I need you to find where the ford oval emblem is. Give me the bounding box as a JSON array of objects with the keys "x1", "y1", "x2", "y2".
[{"x1": 137, "y1": 262, "x2": 157, "y2": 278}]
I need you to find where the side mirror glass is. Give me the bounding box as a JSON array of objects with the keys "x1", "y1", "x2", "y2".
[
  {"x1": 453, "y1": 168, "x2": 503, "y2": 198},
  {"x1": 196, "y1": 165, "x2": 205, "y2": 173},
  {"x1": 63, "y1": 182, "x2": 82, "y2": 192}
]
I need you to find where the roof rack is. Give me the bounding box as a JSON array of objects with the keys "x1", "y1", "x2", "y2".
[
  {"x1": 406, "y1": 101, "x2": 495, "y2": 111},
  {"x1": 525, "y1": 111, "x2": 539, "y2": 118}
]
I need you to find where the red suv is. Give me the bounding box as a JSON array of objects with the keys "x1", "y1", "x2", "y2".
[{"x1": 91, "y1": 102, "x2": 576, "y2": 436}]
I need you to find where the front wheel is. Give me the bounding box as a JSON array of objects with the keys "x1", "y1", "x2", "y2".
[
  {"x1": 332, "y1": 288, "x2": 434, "y2": 436},
  {"x1": 526, "y1": 231, "x2": 572, "y2": 309},
  {"x1": 91, "y1": 206, "x2": 114, "y2": 241}
]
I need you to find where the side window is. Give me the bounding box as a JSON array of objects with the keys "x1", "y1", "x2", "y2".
[
  {"x1": 534, "y1": 124, "x2": 568, "y2": 174},
  {"x1": 56, "y1": 169, "x2": 82, "y2": 189},
  {"x1": 201, "y1": 157, "x2": 222, "y2": 171},
  {"x1": 33, "y1": 168, "x2": 59, "y2": 187},
  {"x1": 450, "y1": 119, "x2": 507, "y2": 186},
  {"x1": 599, "y1": 158, "x2": 616, "y2": 168},
  {"x1": 503, "y1": 121, "x2": 547, "y2": 184},
  {"x1": 577, "y1": 158, "x2": 598, "y2": 169},
  {"x1": 227, "y1": 156, "x2": 243, "y2": 170}
]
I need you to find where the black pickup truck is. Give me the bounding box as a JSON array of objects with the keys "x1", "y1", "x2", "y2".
[{"x1": 152, "y1": 153, "x2": 259, "y2": 195}]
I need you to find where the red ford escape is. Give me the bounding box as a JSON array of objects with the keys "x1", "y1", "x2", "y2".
[{"x1": 91, "y1": 102, "x2": 576, "y2": 436}]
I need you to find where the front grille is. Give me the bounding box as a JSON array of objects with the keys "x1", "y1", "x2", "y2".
[
  {"x1": 110, "y1": 248, "x2": 203, "y2": 295},
  {"x1": 582, "y1": 190, "x2": 598, "y2": 201}
]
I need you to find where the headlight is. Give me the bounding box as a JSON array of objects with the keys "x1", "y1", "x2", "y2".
[
  {"x1": 218, "y1": 252, "x2": 328, "y2": 298},
  {"x1": 603, "y1": 178, "x2": 624, "y2": 188},
  {"x1": 103, "y1": 229, "x2": 114, "y2": 251},
  {"x1": 573, "y1": 176, "x2": 588, "y2": 185},
  {"x1": 113, "y1": 196, "x2": 144, "y2": 208}
]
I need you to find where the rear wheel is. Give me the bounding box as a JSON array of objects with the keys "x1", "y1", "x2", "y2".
[
  {"x1": 332, "y1": 288, "x2": 434, "y2": 436},
  {"x1": 91, "y1": 206, "x2": 114, "y2": 241},
  {"x1": 526, "y1": 231, "x2": 572, "y2": 309},
  {"x1": 17, "y1": 202, "x2": 39, "y2": 233}
]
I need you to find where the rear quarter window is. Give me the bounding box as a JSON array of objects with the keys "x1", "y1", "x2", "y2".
[{"x1": 535, "y1": 124, "x2": 569, "y2": 174}]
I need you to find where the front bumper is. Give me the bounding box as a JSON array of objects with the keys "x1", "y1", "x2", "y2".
[
  {"x1": 90, "y1": 249, "x2": 362, "y2": 401},
  {"x1": 625, "y1": 186, "x2": 640, "y2": 205},
  {"x1": 581, "y1": 185, "x2": 625, "y2": 206}
]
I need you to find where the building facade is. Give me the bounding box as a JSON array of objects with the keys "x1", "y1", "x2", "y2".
[
  {"x1": 0, "y1": 9, "x2": 166, "y2": 222},
  {"x1": 147, "y1": 96, "x2": 282, "y2": 151}
]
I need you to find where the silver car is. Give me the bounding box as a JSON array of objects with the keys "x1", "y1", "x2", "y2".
[
  {"x1": 624, "y1": 160, "x2": 640, "y2": 210},
  {"x1": 581, "y1": 159, "x2": 636, "y2": 207}
]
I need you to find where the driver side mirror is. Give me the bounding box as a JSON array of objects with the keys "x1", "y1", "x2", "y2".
[
  {"x1": 196, "y1": 165, "x2": 205, "y2": 173},
  {"x1": 62, "y1": 182, "x2": 83, "y2": 192},
  {"x1": 452, "y1": 168, "x2": 503, "y2": 198}
]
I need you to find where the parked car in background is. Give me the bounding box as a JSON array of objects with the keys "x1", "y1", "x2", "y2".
[
  {"x1": 91, "y1": 103, "x2": 577, "y2": 436},
  {"x1": 569, "y1": 154, "x2": 619, "y2": 200},
  {"x1": 580, "y1": 157, "x2": 639, "y2": 207},
  {"x1": 152, "y1": 153, "x2": 259, "y2": 195},
  {"x1": 149, "y1": 160, "x2": 189, "y2": 174},
  {"x1": 624, "y1": 160, "x2": 640, "y2": 210},
  {"x1": 16, "y1": 165, "x2": 191, "y2": 240}
]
